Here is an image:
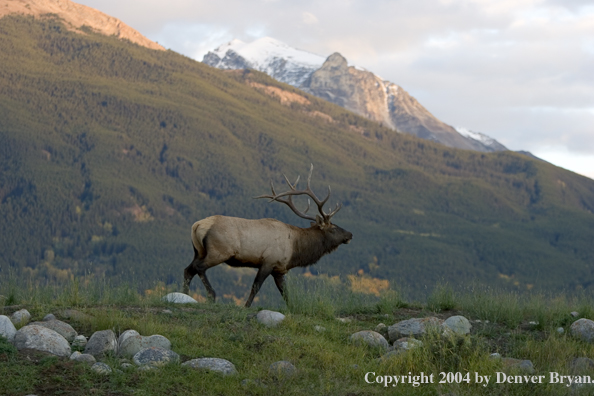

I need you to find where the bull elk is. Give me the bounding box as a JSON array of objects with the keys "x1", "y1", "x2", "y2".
[{"x1": 183, "y1": 164, "x2": 352, "y2": 307}]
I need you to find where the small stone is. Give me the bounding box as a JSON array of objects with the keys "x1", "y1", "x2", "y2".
[
  {"x1": 314, "y1": 325, "x2": 326, "y2": 332},
  {"x1": 571, "y1": 312, "x2": 580, "y2": 318},
  {"x1": 72, "y1": 335, "x2": 87, "y2": 347},
  {"x1": 43, "y1": 314, "x2": 56, "y2": 322},
  {"x1": 393, "y1": 337, "x2": 423, "y2": 351},
  {"x1": 443, "y1": 316, "x2": 472, "y2": 335},
  {"x1": 14, "y1": 325, "x2": 71, "y2": 357},
  {"x1": 336, "y1": 317, "x2": 352, "y2": 323},
  {"x1": 490, "y1": 353, "x2": 502, "y2": 359},
  {"x1": 133, "y1": 347, "x2": 180, "y2": 367},
  {"x1": 121, "y1": 362, "x2": 134, "y2": 370},
  {"x1": 557, "y1": 327, "x2": 565, "y2": 334},
  {"x1": 256, "y1": 310, "x2": 285, "y2": 327},
  {"x1": 162, "y1": 293, "x2": 198, "y2": 304},
  {"x1": 529, "y1": 321, "x2": 539, "y2": 326},
  {"x1": 269, "y1": 361, "x2": 296, "y2": 378},
  {"x1": 349, "y1": 331, "x2": 389, "y2": 350},
  {"x1": 0, "y1": 315, "x2": 17, "y2": 343},
  {"x1": 388, "y1": 317, "x2": 443, "y2": 342},
  {"x1": 118, "y1": 330, "x2": 171, "y2": 358},
  {"x1": 11, "y1": 309, "x2": 32, "y2": 325},
  {"x1": 375, "y1": 323, "x2": 387, "y2": 333},
  {"x1": 69, "y1": 351, "x2": 96, "y2": 365},
  {"x1": 91, "y1": 362, "x2": 112, "y2": 375},
  {"x1": 182, "y1": 358, "x2": 238, "y2": 375},
  {"x1": 85, "y1": 330, "x2": 117, "y2": 358},
  {"x1": 571, "y1": 319, "x2": 594, "y2": 343},
  {"x1": 29, "y1": 320, "x2": 78, "y2": 343},
  {"x1": 162, "y1": 309, "x2": 172, "y2": 314}
]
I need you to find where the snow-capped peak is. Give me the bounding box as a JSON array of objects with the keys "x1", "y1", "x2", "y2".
[{"x1": 455, "y1": 127, "x2": 496, "y2": 145}]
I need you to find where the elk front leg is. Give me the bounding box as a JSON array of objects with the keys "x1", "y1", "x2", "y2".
[
  {"x1": 245, "y1": 266, "x2": 273, "y2": 308},
  {"x1": 272, "y1": 272, "x2": 288, "y2": 305}
]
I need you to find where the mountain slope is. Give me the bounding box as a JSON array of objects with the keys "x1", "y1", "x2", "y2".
[
  {"x1": 203, "y1": 38, "x2": 507, "y2": 153},
  {"x1": 0, "y1": 0, "x2": 164, "y2": 50},
  {"x1": 1, "y1": 14, "x2": 594, "y2": 301}
]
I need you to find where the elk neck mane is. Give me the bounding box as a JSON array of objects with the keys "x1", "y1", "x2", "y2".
[{"x1": 289, "y1": 225, "x2": 340, "y2": 268}]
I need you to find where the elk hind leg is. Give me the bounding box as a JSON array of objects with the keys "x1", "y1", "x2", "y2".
[{"x1": 183, "y1": 246, "x2": 200, "y2": 295}]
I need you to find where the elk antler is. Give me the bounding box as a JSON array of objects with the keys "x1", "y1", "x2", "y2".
[{"x1": 255, "y1": 164, "x2": 342, "y2": 224}]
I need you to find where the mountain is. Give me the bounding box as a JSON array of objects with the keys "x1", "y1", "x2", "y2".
[
  {"x1": 2, "y1": 12, "x2": 594, "y2": 301},
  {"x1": 0, "y1": 0, "x2": 164, "y2": 51},
  {"x1": 203, "y1": 38, "x2": 506, "y2": 153}
]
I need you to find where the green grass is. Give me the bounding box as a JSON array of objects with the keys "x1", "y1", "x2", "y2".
[{"x1": 3, "y1": 279, "x2": 594, "y2": 395}]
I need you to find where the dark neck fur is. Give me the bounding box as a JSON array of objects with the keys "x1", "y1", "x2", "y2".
[{"x1": 288, "y1": 226, "x2": 340, "y2": 269}]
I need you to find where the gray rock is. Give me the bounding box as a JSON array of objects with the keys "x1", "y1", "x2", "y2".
[
  {"x1": 162, "y1": 309, "x2": 172, "y2": 314},
  {"x1": 14, "y1": 325, "x2": 71, "y2": 357},
  {"x1": 490, "y1": 353, "x2": 502, "y2": 359},
  {"x1": 572, "y1": 319, "x2": 594, "y2": 342},
  {"x1": 557, "y1": 327, "x2": 565, "y2": 334},
  {"x1": 314, "y1": 325, "x2": 326, "y2": 332},
  {"x1": 121, "y1": 362, "x2": 134, "y2": 370},
  {"x1": 118, "y1": 330, "x2": 171, "y2": 358},
  {"x1": 501, "y1": 358, "x2": 535, "y2": 374},
  {"x1": 375, "y1": 323, "x2": 387, "y2": 335},
  {"x1": 162, "y1": 293, "x2": 198, "y2": 304},
  {"x1": 91, "y1": 362, "x2": 112, "y2": 375},
  {"x1": 394, "y1": 337, "x2": 424, "y2": 351},
  {"x1": 0, "y1": 315, "x2": 17, "y2": 343},
  {"x1": 349, "y1": 330, "x2": 389, "y2": 350},
  {"x1": 336, "y1": 317, "x2": 352, "y2": 323},
  {"x1": 29, "y1": 320, "x2": 77, "y2": 343},
  {"x1": 11, "y1": 309, "x2": 32, "y2": 325},
  {"x1": 138, "y1": 364, "x2": 158, "y2": 372},
  {"x1": 85, "y1": 330, "x2": 117, "y2": 358},
  {"x1": 43, "y1": 314, "x2": 56, "y2": 321},
  {"x1": 571, "y1": 311, "x2": 580, "y2": 318},
  {"x1": 182, "y1": 358, "x2": 238, "y2": 375},
  {"x1": 256, "y1": 310, "x2": 285, "y2": 327},
  {"x1": 269, "y1": 360, "x2": 296, "y2": 378},
  {"x1": 72, "y1": 335, "x2": 87, "y2": 348},
  {"x1": 133, "y1": 347, "x2": 180, "y2": 367},
  {"x1": 388, "y1": 317, "x2": 443, "y2": 342},
  {"x1": 443, "y1": 316, "x2": 472, "y2": 335},
  {"x1": 69, "y1": 351, "x2": 96, "y2": 365}
]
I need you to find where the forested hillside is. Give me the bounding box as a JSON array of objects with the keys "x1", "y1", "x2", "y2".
[{"x1": 1, "y1": 15, "x2": 593, "y2": 302}]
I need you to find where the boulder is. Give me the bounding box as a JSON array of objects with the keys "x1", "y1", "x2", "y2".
[
  {"x1": 91, "y1": 362, "x2": 112, "y2": 375},
  {"x1": 182, "y1": 358, "x2": 238, "y2": 375},
  {"x1": 393, "y1": 337, "x2": 424, "y2": 351},
  {"x1": 133, "y1": 347, "x2": 179, "y2": 367},
  {"x1": 162, "y1": 293, "x2": 198, "y2": 304},
  {"x1": 118, "y1": 330, "x2": 171, "y2": 358},
  {"x1": 13, "y1": 325, "x2": 71, "y2": 357},
  {"x1": 72, "y1": 335, "x2": 87, "y2": 348},
  {"x1": 0, "y1": 315, "x2": 17, "y2": 343},
  {"x1": 269, "y1": 360, "x2": 297, "y2": 378},
  {"x1": 69, "y1": 351, "x2": 97, "y2": 365},
  {"x1": 29, "y1": 320, "x2": 77, "y2": 343},
  {"x1": 256, "y1": 310, "x2": 285, "y2": 327},
  {"x1": 571, "y1": 319, "x2": 594, "y2": 342},
  {"x1": 501, "y1": 358, "x2": 535, "y2": 374},
  {"x1": 85, "y1": 330, "x2": 117, "y2": 358},
  {"x1": 388, "y1": 317, "x2": 443, "y2": 342},
  {"x1": 349, "y1": 331, "x2": 389, "y2": 350},
  {"x1": 443, "y1": 316, "x2": 472, "y2": 335},
  {"x1": 10, "y1": 309, "x2": 32, "y2": 326}
]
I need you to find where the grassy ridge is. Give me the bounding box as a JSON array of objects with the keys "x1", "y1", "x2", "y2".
[
  {"x1": 0, "y1": 15, "x2": 594, "y2": 299},
  {"x1": 2, "y1": 278, "x2": 594, "y2": 395}
]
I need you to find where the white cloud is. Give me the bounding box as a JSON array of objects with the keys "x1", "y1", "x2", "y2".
[{"x1": 74, "y1": 0, "x2": 594, "y2": 178}]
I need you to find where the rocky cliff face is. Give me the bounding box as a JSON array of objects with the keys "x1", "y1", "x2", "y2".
[
  {"x1": 302, "y1": 53, "x2": 504, "y2": 152},
  {"x1": 204, "y1": 39, "x2": 507, "y2": 153},
  {"x1": 0, "y1": 0, "x2": 164, "y2": 51}
]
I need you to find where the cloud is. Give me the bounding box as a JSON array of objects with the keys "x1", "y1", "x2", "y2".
[{"x1": 75, "y1": 0, "x2": 594, "y2": 178}]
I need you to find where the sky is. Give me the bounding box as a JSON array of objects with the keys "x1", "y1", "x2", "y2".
[{"x1": 77, "y1": 0, "x2": 594, "y2": 179}]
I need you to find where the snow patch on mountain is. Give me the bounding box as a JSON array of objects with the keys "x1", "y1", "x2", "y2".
[{"x1": 203, "y1": 37, "x2": 326, "y2": 87}]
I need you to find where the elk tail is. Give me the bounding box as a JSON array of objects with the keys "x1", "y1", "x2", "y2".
[{"x1": 191, "y1": 219, "x2": 212, "y2": 260}]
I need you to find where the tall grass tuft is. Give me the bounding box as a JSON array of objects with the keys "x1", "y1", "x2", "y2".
[{"x1": 426, "y1": 283, "x2": 457, "y2": 312}]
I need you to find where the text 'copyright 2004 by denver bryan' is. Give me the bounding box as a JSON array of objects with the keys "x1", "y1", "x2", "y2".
[{"x1": 365, "y1": 372, "x2": 594, "y2": 387}]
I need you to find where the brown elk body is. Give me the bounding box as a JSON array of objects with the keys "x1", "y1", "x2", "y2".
[{"x1": 183, "y1": 165, "x2": 352, "y2": 307}]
